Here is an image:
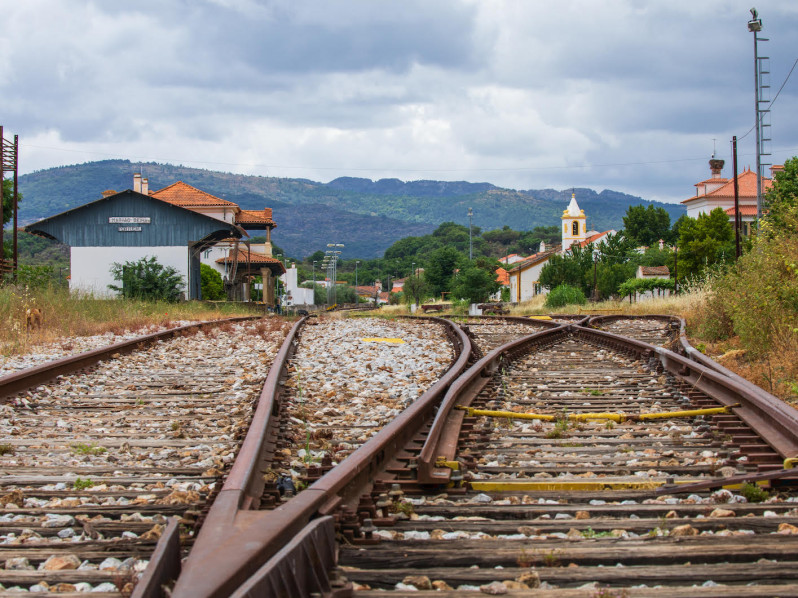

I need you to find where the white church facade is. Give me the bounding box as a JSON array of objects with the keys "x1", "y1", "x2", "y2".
[{"x1": 506, "y1": 193, "x2": 615, "y2": 303}]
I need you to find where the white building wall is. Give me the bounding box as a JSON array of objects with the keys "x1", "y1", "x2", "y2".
[
  {"x1": 70, "y1": 246, "x2": 189, "y2": 298},
  {"x1": 518, "y1": 261, "x2": 549, "y2": 302},
  {"x1": 510, "y1": 259, "x2": 551, "y2": 303}
]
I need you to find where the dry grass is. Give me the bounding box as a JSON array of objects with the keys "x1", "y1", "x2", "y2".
[{"x1": 0, "y1": 285, "x2": 260, "y2": 356}]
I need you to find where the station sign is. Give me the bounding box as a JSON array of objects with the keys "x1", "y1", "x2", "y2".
[{"x1": 109, "y1": 217, "x2": 151, "y2": 224}]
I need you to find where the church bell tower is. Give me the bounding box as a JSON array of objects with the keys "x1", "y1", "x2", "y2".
[{"x1": 561, "y1": 191, "x2": 587, "y2": 253}]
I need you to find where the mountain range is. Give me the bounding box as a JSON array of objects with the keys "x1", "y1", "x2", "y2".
[{"x1": 17, "y1": 160, "x2": 685, "y2": 259}]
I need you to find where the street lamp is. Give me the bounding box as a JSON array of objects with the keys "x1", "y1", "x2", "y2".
[
  {"x1": 355, "y1": 260, "x2": 360, "y2": 299},
  {"x1": 748, "y1": 8, "x2": 765, "y2": 220},
  {"x1": 468, "y1": 207, "x2": 474, "y2": 260}
]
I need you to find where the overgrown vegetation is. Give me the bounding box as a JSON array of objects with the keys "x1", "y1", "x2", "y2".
[
  {"x1": 109, "y1": 256, "x2": 184, "y2": 302},
  {"x1": 545, "y1": 284, "x2": 587, "y2": 309},
  {"x1": 0, "y1": 284, "x2": 257, "y2": 356},
  {"x1": 200, "y1": 264, "x2": 225, "y2": 300},
  {"x1": 685, "y1": 156, "x2": 798, "y2": 403}
]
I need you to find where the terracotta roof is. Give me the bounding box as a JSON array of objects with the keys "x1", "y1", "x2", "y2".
[
  {"x1": 640, "y1": 266, "x2": 670, "y2": 277},
  {"x1": 725, "y1": 205, "x2": 759, "y2": 216},
  {"x1": 216, "y1": 249, "x2": 286, "y2": 272},
  {"x1": 506, "y1": 249, "x2": 557, "y2": 273},
  {"x1": 236, "y1": 208, "x2": 276, "y2": 227},
  {"x1": 683, "y1": 168, "x2": 773, "y2": 204},
  {"x1": 578, "y1": 231, "x2": 614, "y2": 248},
  {"x1": 356, "y1": 285, "x2": 381, "y2": 296},
  {"x1": 152, "y1": 181, "x2": 239, "y2": 208},
  {"x1": 495, "y1": 267, "x2": 509, "y2": 286}
]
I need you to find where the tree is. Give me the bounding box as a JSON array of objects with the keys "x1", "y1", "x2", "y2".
[
  {"x1": 109, "y1": 256, "x2": 185, "y2": 302},
  {"x1": 2, "y1": 179, "x2": 22, "y2": 259},
  {"x1": 482, "y1": 225, "x2": 521, "y2": 246},
  {"x1": 200, "y1": 264, "x2": 225, "y2": 300},
  {"x1": 384, "y1": 236, "x2": 426, "y2": 260},
  {"x1": 2, "y1": 179, "x2": 22, "y2": 228},
  {"x1": 622, "y1": 204, "x2": 672, "y2": 247},
  {"x1": 763, "y1": 156, "x2": 798, "y2": 235},
  {"x1": 595, "y1": 261, "x2": 636, "y2": 300},
  {"x1": 424, "y1": 246, "x2": 464, "y2": 297},
  {"x1": 677, "y1": 208, "x2": 735, "y2": 279},
  {"x1": 403, "y1": 274, "x2": 428, "y2": 306},
  {"x1": 452, "y1": 266, "x2": 500, "y2": 304},
  {"x1": 539, "y1": 244, "x2": 594, "y2": 295}
]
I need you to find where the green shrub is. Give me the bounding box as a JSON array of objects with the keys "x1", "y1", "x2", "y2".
[
  {"x1": 545, "y1": 284, "x2": 587, "y2": 309},
  {"x1": 108, "y1": 256, "x2": 185, "y2": 302},
  {"x1": 200, "y1": 264, "x2": 225, "y2": 300}
]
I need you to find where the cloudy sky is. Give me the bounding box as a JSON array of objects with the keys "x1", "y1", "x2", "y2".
[{"x1": 1, "y1": 0, "x2": 796, "y2": 203}]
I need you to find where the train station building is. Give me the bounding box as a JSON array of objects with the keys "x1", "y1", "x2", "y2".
[{"x1": 25, "y1": 175, "x2": 285, "y2": 301}]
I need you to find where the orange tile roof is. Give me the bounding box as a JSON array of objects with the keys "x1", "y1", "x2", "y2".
[
  {"x1": 152, "y1": 181, "x2": 239, "y2": 208},
  {"x1": 495, "y1": 267, "x2": 509, "y2": 286},
  {"x1": 683, "y1": 168, "x2": 773, "y2": 204},
  {"x1": 725, "y1": 205, "x2": 759, "y2": 216},
  {"x1": 236, "y1": 208, "x2": 276, "y2": 227},
  {"x1": 506, "y1": 249, "x2": 558, "y2": 273},
  {"x1": 578, "y1": 231, "x2": 613, "y2": 248}
]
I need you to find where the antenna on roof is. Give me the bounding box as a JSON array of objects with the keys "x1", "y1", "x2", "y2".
[{"x1": 712, "y1": 138, "x2": 716, "y2": 159}]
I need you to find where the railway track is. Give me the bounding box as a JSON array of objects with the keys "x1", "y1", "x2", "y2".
[
  {"x1": 5, "y1": 314, "x2": 798, "y2": 597},
  {"x1": 0, "y1": 318, "x2": 290, "y2": 595}
]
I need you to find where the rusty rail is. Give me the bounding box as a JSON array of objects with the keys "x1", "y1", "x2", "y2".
[
  {"x1": 416, "y1": 323, "x2": 570, "y2": 484},
  {"x1": 0, "y1": 316, "x2": 261, "y2": 401},
  {"x1": 571, "y1": 325, "x2": 798, "y2": 462},
  {"x1": 147, "y1": 314, "x2": 798, "y2": 597},
  {"x1": 168, "y1": 316, "x2": 470, "y2": 598}
]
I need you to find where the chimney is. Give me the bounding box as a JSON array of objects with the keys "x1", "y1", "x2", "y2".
[
  {"x1": 133, "y1": 173, "x2": 142, "y2": 193},
  {"x1": 142, "y1": 178, "x2": 149, "y2": 195},
  {"x1": 709, "y1": 158, "x2": 724, "y2": 178}
]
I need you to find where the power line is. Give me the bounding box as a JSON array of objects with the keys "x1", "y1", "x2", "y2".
[{"x1": 738, "y1": 57, "x2": 798, "y2": 141}]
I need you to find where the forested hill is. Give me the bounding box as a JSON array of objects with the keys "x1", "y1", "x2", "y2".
[{"x1": 18, "y1": 160, "x2": 684, "y2": 259}]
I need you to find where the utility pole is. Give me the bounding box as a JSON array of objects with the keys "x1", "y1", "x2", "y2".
[
  {"x1": 468, "y1": 207, "x2": 474, "y2": 260},
  {"x1": 732, "y1": 136, "x2": 741, "y2": 258}
]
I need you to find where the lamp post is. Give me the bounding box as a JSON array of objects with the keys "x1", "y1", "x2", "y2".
[
  {"x1": 468, "y1": 207, "x2": 473, "y2": 260},
  {"x1": 355, "y1": 260, "x2": 360, "y2": 304},
  {"x1": 748, "y1": 8, "x2": 764, "y2": 220}
]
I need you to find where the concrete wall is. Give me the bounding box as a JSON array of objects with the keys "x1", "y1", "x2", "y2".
[{"x1": 70, "y1": 246, "x2": 189, "y2": 298}]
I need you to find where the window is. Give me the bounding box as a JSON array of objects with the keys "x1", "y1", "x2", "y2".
[{"x1": 572, "y1": 221, "x2": 579, "y2": 236}]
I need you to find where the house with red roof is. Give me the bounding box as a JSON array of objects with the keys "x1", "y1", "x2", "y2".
[
  {"x1": 682, "y1": 158, "x2": 779, "y2": 236},
  {"x1": 149, "y1": 178, "x2": 284, "y2": 302}
]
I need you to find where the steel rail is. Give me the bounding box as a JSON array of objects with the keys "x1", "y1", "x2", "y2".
[
  {"x1": 571, "y1": 325, "x2": 798, "y2": 462},
  {"x1": 0, "y1": 316, "x2": 261, "y2": 401},
  {"x1": 416, "y1": 323, "x2": 570, "y2": 484},
  {"x1": 168, "y1": 316, "x2": 471, "y2": 598},
  {"x1": 420, "y1": 318, "x2": 798, "y2": 484},
  {"x1": 587, "y1": 314, "x2": 787, "y2": 408}
]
